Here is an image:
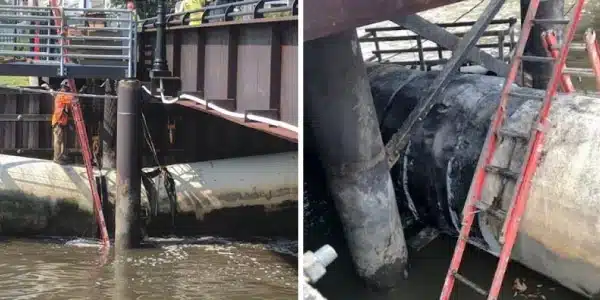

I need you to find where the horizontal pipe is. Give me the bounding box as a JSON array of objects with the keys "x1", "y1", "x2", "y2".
[
  {"x1": 68, "y1": 17, "x2": 132, "y2": 22},
  {"x1": 62, "y1": 7, "x2": 132, "y2": 13},
  {"x1": 65, "y1": 53, "x2": 129, "y2": 60},
  {"x1": 363, "y1": 18, "x2": 517, "y2": 32},
  {"x1": 0, "y1": 51, "x2": 128, "y2": 60},
  {"x1": 367, "y1": 64, "x2": 600, "y2": 298},
  {"x1": 0, "y1": 14, "x2": 52, "y2": 20},
  {"x1": 0, "y1": 24, "x2": 59, "y2": 29},
  {"x1": 0, "y1": 114, "x2": 51, "y2": 121},
  {"x1": 359, "y1": 30, "x2": 512, "y2": 43},
  {"x1": 0, "y1": 33, "x2": 62, "y2": 39},
  {"x1": 0, "y1": 152, "x2": 298, "y2": 236}
]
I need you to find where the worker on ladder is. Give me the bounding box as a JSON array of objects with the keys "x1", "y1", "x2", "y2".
[
  {"x1": 182, "y1": 0, "x2": 205, "y2": 26},
  {"x1": 42, "y1": 80, "x2": 73, "y2": 165}
]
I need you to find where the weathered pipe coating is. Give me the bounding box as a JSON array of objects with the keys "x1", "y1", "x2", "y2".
[
  {"x1": 367, "y1": 64, "x2": 600, "y2": 297},
  {"x1": 116, "y1": 80, "x2": 142, "y2": 250},
  {"x1": 305, "y1": 31, "x2": 408, "y2": 289},
  {"x1": 0, "y1": 152, "x2": 297, "y2": 238}
]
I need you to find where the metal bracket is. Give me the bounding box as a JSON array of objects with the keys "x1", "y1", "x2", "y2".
[{"x1": 149, "y1": 75, "x2": 181, "y2": 98}]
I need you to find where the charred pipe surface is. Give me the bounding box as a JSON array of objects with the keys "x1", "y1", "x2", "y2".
[{"x1": 368, "y1": 64, "x2": 600, "y2": 297}]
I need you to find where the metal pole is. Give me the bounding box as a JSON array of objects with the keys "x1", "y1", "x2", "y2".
[
  {"x1": 520, "y1": 0, "x2": 564, "y2": 88},
  {"x1": 305, "y1": 30, "x2": 409, "y2": 289},
  {"x1": 102, "y1": 79, "x2": 117, "y2": 169},
  {"x1": 151, "y1": 0, "x2": 168, "y2": 74},
  {"x1": 115, "y1": 79, "x2": 142, "y2": 250}
]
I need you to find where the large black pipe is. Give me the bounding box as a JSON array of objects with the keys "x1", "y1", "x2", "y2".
[
  {"x1": 367, "y1": 63, "x2": 538, "y2": 235},
  {"x1": 520, "y1": 0, "x2": 564, "y2": 88},
  {"x1": 305, "y1": 31, "x2": 408, "y2": 289},
  {"x1": 365, "y1": 64, "x2": 600, "y2": 297},
  {"x1": 115, "y1": 79, "x2": 143, "y2": 250}
]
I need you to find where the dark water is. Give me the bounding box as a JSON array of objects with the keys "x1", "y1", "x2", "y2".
[
  {"x1": 0, "y1": 237, "x2": 297, "y2": 300},
  {"x1": 303, "y1": 156, "x2": 585, "y2": 300}
]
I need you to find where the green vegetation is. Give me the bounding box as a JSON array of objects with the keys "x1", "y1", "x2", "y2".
[{"x1": 0, "y1": 76, "x2": 29, "y2": 87}]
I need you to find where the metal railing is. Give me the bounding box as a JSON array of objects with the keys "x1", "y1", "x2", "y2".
[
  {"x1": 359, "y1": 18, "x2": 517, "y2": 71},
  {"x1": 0, "y1": 5, "x2": 136, "y2": 79},
  {"x1": 138, "y1": 0, "x2": 298, "y2": 29}
]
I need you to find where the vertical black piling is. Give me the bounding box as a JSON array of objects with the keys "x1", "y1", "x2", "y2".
[
  {"x1": 115, "y1": 79, "x2": 142, "y2": 251},
  {"x1": 521, "y1": 0, "x2": 564, "y2": 88},
  {"x1": 102, "y1": 80, "x2": 117, "y2": 169},
  {"x1": 305, "y1": 30, "x2": 409, "y2": 289}
]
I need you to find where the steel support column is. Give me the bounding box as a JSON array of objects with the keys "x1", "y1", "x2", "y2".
[
  {"x1": 115, "y1": 79, "x2": 142, "y2": 251},
  {"x1": 305, "y1": 30, "x2": 408, "y2": 289}
]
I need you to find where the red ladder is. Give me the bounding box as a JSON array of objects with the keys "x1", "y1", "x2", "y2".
[
  {"x1": 541, "y1": 30, "x2": 575, "y2": 93},
  {"x1": 439, "y1": 0, "x2": 586, "y2": 298},
  {"x1": 50, "y1": 1, "x2": 110, "y2": 247},
  {"x1": 584, "y1": 29, "x2": 600, "y2": 91}
]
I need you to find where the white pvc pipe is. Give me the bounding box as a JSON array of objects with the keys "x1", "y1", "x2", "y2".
[{"x1": 141, "y1": 81, "x2": 299, "y2": 133}]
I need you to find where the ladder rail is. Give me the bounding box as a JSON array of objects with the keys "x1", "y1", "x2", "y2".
[
  {"x1": 584, "y1": 29, "x2": 600, "y2": 91},
  {"x1": 542, "y1": 30, "x2": 575, "y2": 93},
  {"x1": 488, "y1": 1, "x2": 587, "y2": 298},
  {"x1": 50, "y1": 0, "x2": 110, "y2": 248},
  {"x1": 440, "y1": 1, "x2": 542, "y2": 297},
  {"x1": 439, "y1": 0, "x2": 586, "y2": 298}
]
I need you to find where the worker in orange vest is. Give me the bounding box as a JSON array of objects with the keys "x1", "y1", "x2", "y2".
[{"x1": 42, "y1": 79, "x2": 73, "y2": 164}]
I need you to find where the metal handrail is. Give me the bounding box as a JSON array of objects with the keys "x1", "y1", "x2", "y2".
[
  {"x1": 138, "y1": 0, "x2": 298, "y2": 28},
  {"x1": 359, "y1": 18, "x2": 517, "y2": 70},
  {"x1": 0, "y1": 4, "x2": 136, "y2": 78}
]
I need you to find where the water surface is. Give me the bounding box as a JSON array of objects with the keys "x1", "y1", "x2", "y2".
[{"x1": 0, "y1": 237, "x2": 297, "y2": 300}]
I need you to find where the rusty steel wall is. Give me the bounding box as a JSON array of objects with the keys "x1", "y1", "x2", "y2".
[
  {"x1": 0, "y1": 91, "x2": 294, "y2": 164},
  {"x1": 0, "y1": 89, "x2": 104, "y2": 159},
  {"x1": 0, "y1": 90, "x2": 54, "y2": 156},
  {"x1": 138, "y1": 18, "x2": 298, "y2": 127}
]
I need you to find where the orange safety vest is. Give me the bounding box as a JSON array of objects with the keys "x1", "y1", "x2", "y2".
[{"x1": 52, "y1": 93, "x2": 73, "y2": 126}]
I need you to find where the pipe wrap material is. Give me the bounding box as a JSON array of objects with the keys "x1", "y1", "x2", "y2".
[
  {"x1": 367, "y1": 64, "x2": 600, "y2": 298},
  {"x1": 0, "y1": 152, "x2": 298, "y2": 237}
]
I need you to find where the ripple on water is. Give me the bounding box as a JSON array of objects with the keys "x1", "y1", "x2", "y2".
[{"x1": 0, "y1": 237, "x2": 298, "y2": 300}]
